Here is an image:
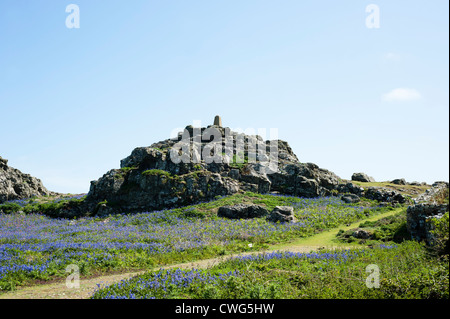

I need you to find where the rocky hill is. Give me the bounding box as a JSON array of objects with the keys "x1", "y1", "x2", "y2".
[
  {"x1": 0, "y1": 156, "x2": 52, "y2": 203},
  {"x1": 59, "y1": 117, "x2": 410, "y2": 217},
  {"x1": 77, "y1": 119, "x2": 341, "y2": 215}
]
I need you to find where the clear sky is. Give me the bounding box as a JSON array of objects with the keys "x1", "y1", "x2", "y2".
[{"x1": 0, "y1": 0, "x2": 448, "y2": 194}]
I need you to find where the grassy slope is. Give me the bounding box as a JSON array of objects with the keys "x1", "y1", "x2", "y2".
[{"x1": 271, "y1": 207, "x2": 404, "y2": 249}]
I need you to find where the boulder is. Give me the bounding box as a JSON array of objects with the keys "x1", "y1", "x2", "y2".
[
  {"x1": 267, "y1": 206, "x2": 297, "y2": 223},
  {"x1": 218, "y1": 204, "x2": 269, "y2": 219},
  {"x1": 341, "y1": 194, "x2": 361, "y2": 204},
  {"x1": 391, "y1": 178, "x2": 407, "y2": 185},
  {"x1": 352, "y1": 229, "x2": 372, "y2": 239},
  {"x1": 351, "y1": 172, "x2": 375, "y2": 183}
]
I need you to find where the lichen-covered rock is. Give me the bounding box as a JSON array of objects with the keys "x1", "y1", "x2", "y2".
[{"x1": 0, "y1": 156, "x2": 52, "y2": 203}]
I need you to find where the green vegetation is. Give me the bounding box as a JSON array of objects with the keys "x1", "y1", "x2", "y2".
[
  {"x1": 141, "y1": 169, "x2": 172, "y2": 178},
  {"x1": 336, "y1": 210, "x2": 410, "y2": 245},
  {"x1": 91, "y1": 241, "x2": 448, "y2": 299},
  {"x1": 429, "y1": 211, "x2": 449, "y2": 255},
  {"x1": 0, "y1": 195, "x2": 86, "y2": 217}
]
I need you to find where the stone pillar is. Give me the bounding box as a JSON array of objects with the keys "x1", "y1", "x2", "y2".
[{"x1": 214, "y1": 115, "x2": 222, "y2": 127}]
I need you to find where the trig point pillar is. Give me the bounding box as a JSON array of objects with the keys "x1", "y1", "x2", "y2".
[{"x1": 214, "y1": 115, "x2": 222, "y2": 127}]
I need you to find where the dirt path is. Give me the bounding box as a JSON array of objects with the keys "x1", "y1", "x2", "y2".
[{"x1": 0, "y1": 209, "x2": 401, "y2": 299}]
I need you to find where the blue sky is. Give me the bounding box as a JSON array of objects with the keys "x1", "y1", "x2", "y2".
[{"x1": 0, "y1": 0, "x2": 448, "y2": 193}]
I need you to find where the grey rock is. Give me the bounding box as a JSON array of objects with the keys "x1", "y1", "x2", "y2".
[
  {"x1": 337, "y1": 182, "x2": 364, "y2": 196},
  {"x1": 218, "y1": 204, "x2": 269, "y2": 219},
  {"x1": 364, "y1": 187, "x2": 406, "y2": 204},
  {"x1": 351, "y1": 172, "x2": 375, "y2": 183},
  {"x1": 391, "y1": 178, "x2": 406, "y2": 185},
  {"x1": 407, "y1": 203, "x2": 448, "y2": 244},
  {"x1": 414, "y1": 182, "x2": 449, "y2": 204},
  {"x1": 0, "y1": 156, "x2": 52, "y2": 203},
  {"x1": 352, "y1": 229, "x2": 372, "y2": 239},
  {"x1": 341, "y1": 194, "x2": 361, "y2": 204},
  {"x1": 267, "y1": 206, "x2": 297, "y2": 223},
  {"x1": 74, "y1": 122, "x2": 343, "y2": 215}
]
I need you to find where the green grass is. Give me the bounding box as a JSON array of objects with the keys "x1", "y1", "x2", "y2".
[
  {"x1": 141, "y1": 169, "x2": 172, "y2": 177},
  {"x1": 335, "y1": 209, "x2": 409, "y2": 245}
]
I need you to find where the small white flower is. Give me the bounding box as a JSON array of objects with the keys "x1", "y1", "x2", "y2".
[{"x1": 248, "y1": 244, "x2": 253, "y2": 248}]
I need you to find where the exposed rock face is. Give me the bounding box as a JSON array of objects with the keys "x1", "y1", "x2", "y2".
[
  {"x1": 267, "y1": 206, "x2": 297, "y2": 223},
  {"x1": 83, "y1": 123, "x2": 343, "y2": 214},
  {"x1": 218, "y1": 204, "x2": 269, "y2": 219},
  {"x1": 351, "y1": 172, "x2": 375, "y2": 183},
  {"x1": 0, "y1": 156, "x2": 52, "y2": 203},
  {"x1": 407, "y1": 203, "x2": 448, "y2": 243}
]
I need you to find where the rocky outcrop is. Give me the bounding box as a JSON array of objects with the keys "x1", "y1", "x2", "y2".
[
  {"x1": 0, "y1": 156, "x2": 52, "y2": 203},
  {"x1": 407, "y1": 203, "x2": 448, "y2": 243},
  {"x1": 364, "y1": 187, "x2": 406, "y2": 204},
  {"x1": 407, "y1": 182, "x2": 449, "y2": 244},
  {"x1": 351, "y1": 172, "x2": 375, "y2": 183},
  {"x1": 81, "y1": 122, "x2": 343, "y2": 215},
  {"x1": 414, "y1": 181, "x2": 449, "y2": 204}
]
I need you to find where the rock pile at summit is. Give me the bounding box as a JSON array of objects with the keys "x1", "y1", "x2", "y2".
[{"x1": 0, "y1": 156, "x2": 52, "y2": 203}]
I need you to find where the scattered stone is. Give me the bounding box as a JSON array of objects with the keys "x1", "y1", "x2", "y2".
[{"x1": 218, "y1": 204, "x2": 269, "y2": 219}]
